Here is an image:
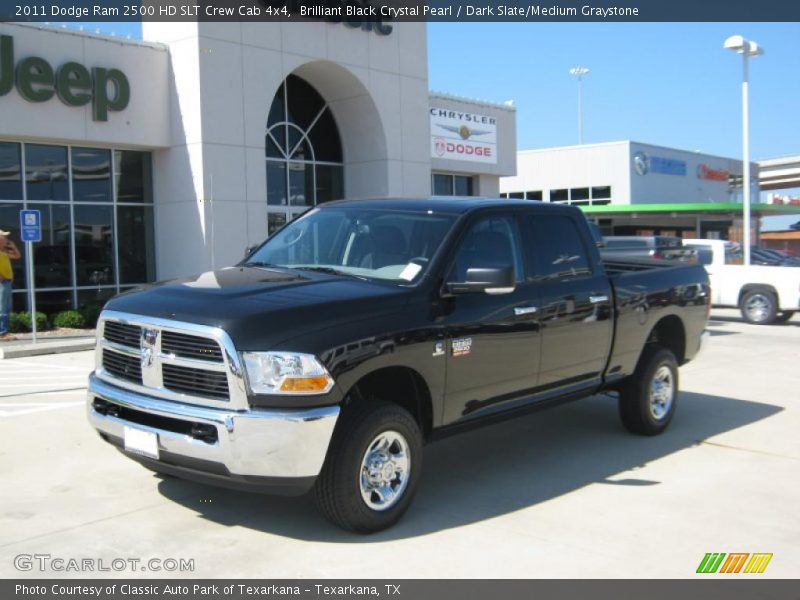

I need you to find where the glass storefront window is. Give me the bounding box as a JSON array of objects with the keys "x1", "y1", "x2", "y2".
[
  {"x1": 117, "y1": 205, "x2": 155, "y2": 284},
  {"x1": 0, "y1": 142, "x2": 22, "y2": 200},
  {"x1": 74, "y1": 204, "x2": 114, "y2": 286},
  {"x1": 267, "y1": 161, "x2": 287, "y2": 206},
  {"x1": 115, "y1": 150, "x2": 152, "y2": 204},
  {"x1": 3, "y1": 142, "x2": 154, "y2": 318},
  {"x1": 550, "y1": 189, "x2": 569, "y2": 202},
  {"x1": 288, "y1": 162, "x2": 314, "y2": 206},
  {"x1": 315, "y1": 165, "x2": 343, "y2": 204},
  {"x1": 33, "y1": 204, "x2": 72, "y2": 288},
  {"x1": 72, "y1": 147, "x2": 112, "y2": 203},
  {"x1": 432, "y1": 174, "x2": 453, "y2": 196},
  {"x1": 25, "y1": 144, "x2": 69, "y2": 201},
  {"x1": 0, "y1": 202, "x2": 26, "y2": 287},
  {"x1": 267, "y1": 212, "x2": 287, "y2": 236}
]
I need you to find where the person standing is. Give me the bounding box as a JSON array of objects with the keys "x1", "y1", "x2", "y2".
[{"x1": 0, "y1": 229, "x2": 21, "y2": 341}]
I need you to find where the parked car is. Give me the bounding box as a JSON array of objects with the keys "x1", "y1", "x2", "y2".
[
  {"x1": 752, "y1": 247, "x2": 800, "y2": 267},
  {"x1": 601, "y1": 236, "x2": 697, "y2": 262},
  {"x1": 87, "y1": 198, "x2": 710, "y2": 533},
  {"x1": 685, "y1": 238, "x2": 800, "y2": 324}
]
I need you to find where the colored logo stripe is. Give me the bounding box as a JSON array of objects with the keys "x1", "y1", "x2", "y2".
[
  {"x1": 697, "y1": 552, "x2": 773, "y2": 574},
  {"x1": 744, "y1": 553, "x2": 773, "y2": 574}
]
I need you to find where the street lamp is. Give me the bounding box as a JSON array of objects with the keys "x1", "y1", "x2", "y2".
[
  {"x1": 724, "y1": 35, "x2": 764, "y2": 266},
  {"x1": 569, "y1": 66, "x2": 590, "y2": 144}
]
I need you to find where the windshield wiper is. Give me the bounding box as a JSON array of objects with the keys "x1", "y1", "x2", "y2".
[
  {"x1": 293, "y1": 266, "x2": 362, "y2": 279},
  {"x1": 242, "y1": 261, "x2": 284, "y2": 269}
]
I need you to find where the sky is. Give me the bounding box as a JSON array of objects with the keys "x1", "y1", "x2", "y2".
[{"x1": 53, "y1": 20, "x2": 800, "y2": 228}]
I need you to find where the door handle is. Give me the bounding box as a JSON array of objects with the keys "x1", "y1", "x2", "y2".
[
  {"x1": 514, "y1": 306, "x2": 538, "y2": 316},
  {"x1": 589, "y1": 295, "x2": 609, "y2": 304}
]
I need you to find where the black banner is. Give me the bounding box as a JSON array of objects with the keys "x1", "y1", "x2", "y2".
[{"x1": 1, "y1": 0, "x2": 799, "y2": 23}]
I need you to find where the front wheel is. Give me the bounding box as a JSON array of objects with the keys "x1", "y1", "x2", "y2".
[
  {"x1": 619, "y1": 346, "x2": 679, "y2": 436},
  {"x1": 315, "y1": 401, "x2": 422, "y2": 533},
  {"x1": 740, "y1": 289, "x2": 778, "y2": 325}
]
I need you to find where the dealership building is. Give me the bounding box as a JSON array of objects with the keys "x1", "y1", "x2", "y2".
[
  {"x1": 0, "y1": 21, "x2": 516, "y2": 315},
  {"x1": 500, "y1": 140, "x2": 800, "y2": 240}
]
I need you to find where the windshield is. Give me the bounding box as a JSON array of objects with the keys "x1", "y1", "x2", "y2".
[{"x1": 244, "y1": 207, "x2": 457, "y2": 283}]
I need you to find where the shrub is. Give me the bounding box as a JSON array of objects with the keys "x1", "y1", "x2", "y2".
[
  {"x1": 9, "y1": 311, "x2": 49, "y2": 333},
  {"x1": 78, "y1": 303, "x2": 103, "y2": 328},
  {"x1": 53, "y1": 310, "x2": 87, "y2": 329}
]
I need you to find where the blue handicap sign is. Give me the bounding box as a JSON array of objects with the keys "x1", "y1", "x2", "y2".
[{"x1": 20, "y1": 209, "x2": 42, "y2": 243}]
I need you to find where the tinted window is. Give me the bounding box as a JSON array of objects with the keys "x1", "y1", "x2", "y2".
[
  {"x1": 454, "y1": 175, "x2": 473, "y2": 196},
  {"x1": 72, "y1": 147, "x2": 112, "y2": 203},
  {"x1": 550, "y1": 189, "x2": 568, "y2": 202},
  {"x1": 25, "y1": 144, "x2": 69, "y2": 201},
  {"x1": 432, "y1": 174, "x2": 453, "y2": 196},
  {"x1": 115, "y1": 150, "x2": 152, "y2": 204},
  {"x1": 694, "y1": 245, "x2": 714, "y2": 265},
  {"x1": 0, "y1": 142, "x2": 22, "y2": 200},
  {"x1": 450, "y1": 215, "x2": 523, "y2": 283},
  {"x1": 521, "y1": 214, "x2": 592, "y2": 280}
]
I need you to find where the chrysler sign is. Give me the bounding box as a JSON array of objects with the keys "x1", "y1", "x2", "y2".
[{"x1": 430, "y1": 108, "x2": 497, "y2": 164}]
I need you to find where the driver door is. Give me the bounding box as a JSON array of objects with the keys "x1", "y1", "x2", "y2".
[{"x1": 441, "y1": 213, "x2": 543, "y2": 424}]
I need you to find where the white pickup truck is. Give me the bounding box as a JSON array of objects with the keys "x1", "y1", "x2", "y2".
[{"x1": 684, "y1": 239, "x2": 800, "y2": 325}]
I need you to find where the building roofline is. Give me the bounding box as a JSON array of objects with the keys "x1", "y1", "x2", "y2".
[
  {"x1": 428, "y1": 91, "x2": 516, "y2": 112},
  {"x1": 1, "y1": 22, "x2": 168, "y2": 51},
  {"x1": 578, "y1": 202, "x2": 800, "y2": 215},
  {"x1": 517, "y1": 140, "x2": 753, "y2": 164}
]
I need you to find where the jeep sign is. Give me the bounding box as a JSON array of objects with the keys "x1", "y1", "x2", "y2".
[{"x1": 0, "y1": 35, "x2": 130, "y2": 121}]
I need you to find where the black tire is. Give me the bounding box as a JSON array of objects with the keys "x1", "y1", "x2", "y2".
[
  {"x1": 619, "y1": 346, "x2": 679, "y2": 436},
  {"x1": 315, "y1": 400, "x2": 423, "y2": 533},
  {"x1": 739, "y1": 289, "x2": 778, "y2": 325},
  {"x1": 775, "y1": 311, "x2": 795, "y2": 324}
]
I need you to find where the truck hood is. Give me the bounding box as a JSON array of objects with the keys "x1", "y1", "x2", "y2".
[{"x1": 105, "y1": 266, "x2": 412, "y2": 349}]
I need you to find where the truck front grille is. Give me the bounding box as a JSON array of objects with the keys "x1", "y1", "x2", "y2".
[
  {"x1": 103, "y1": 321, "x2": 141, "y2": 348},
  {"x1": 162, "y1": 364, "x2": 229, "y2": 400},
  {"x1": 97, "y1": 315, "x2": 242, "y2": 407},
  {"x1": 102, "y1": 349, "x2": 142, "y2": 385},
  {"x1": 161, "y1": 331, "x2": 224, "y2": 362}
]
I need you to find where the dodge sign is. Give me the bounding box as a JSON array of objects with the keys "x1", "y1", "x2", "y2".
[{"x1": 430, "y1": 107, "x2": 497, "y2": 164}]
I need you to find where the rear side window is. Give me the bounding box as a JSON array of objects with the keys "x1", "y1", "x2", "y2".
[{"x1": 521, "y1": 214, "x2": 593, "y2": 280}]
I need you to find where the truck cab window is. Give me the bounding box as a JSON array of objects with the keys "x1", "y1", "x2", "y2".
[
  {"x1": 449, "y1": 216, "x2": 523, "y2": 282},
  {"x1": 521, "y1": 214, "x2": 592, "y2": 280}
]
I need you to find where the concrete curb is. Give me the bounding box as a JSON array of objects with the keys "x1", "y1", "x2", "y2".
[{"x1": 0, "y1": 338, "x2": 96, "y2": 359}]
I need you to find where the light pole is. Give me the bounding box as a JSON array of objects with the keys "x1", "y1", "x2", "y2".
[
  {"x1": 569, "y1": 66, "x2": 590, "y2": 144},
  {"x1": 724, "y1": 35, "x2": 763, "y2": 266}
]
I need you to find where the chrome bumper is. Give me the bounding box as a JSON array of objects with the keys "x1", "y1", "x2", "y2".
[{"x1": 87, "y1": 373, "x2": 339, "y2": 480}]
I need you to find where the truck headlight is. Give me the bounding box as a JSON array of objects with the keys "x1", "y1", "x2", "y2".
[{"x1": 242, "y1": 352, "x2": 334, "y2": 395}]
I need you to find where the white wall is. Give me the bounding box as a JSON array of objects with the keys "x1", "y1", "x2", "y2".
[
  {"x1": 142, "y1": 21, "x2": 432, "y2": 279},
  {"x1": 0, "y1": 23, "x2": 170, "y2": 149},
  {"x1": 501, "y1": 142, "x2": 631, "y2": 203}
]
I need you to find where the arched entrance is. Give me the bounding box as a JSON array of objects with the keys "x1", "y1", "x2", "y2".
[{"x1": 265, "y1": 74, "x2": 345, "y2": 235}]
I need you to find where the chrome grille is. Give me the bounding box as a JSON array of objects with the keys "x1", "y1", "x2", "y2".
[
  {"x1": 162, "y1": 364, "x2": 229, "y2": 400},
  {"x1": 161, "y1": 331, "x2": 223, "y2": 362},
  {"x1": 103, "y1": 321, "x2": 141, "y2": 348},
  {"x1": 102, "y1": 349, "x2": 142, "y2": 385},
  {"x1": 96, "y1": 312, "x2": 248, "y2": 409}
]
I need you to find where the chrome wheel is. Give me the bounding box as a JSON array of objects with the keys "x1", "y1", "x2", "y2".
[
  {"x1": 745, "y1": 293, "x2": 771, "y2": 322},
  {"x1": 649, "y1": 365, "x2": 674, "y2": 420},
  {"x1": 359, "y1": 430, "x2": 411, "y2": 511}
]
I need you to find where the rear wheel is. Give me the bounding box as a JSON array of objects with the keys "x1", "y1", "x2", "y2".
[
  {"x1": 775, "y1": 311, "x2": 795, "y2": 323},
  {"x1": 619, "y1": 346, "x2": 679, "y2": 436},
  {"x1": 315, "y1": 400, "x2": 422, "y2": 533},
  {"x1": 740, "y1": 289, "x2": 778, "y2": 325}
]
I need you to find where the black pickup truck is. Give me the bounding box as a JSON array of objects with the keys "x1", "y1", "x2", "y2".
[{"x1": 88, "y1": 198, "x2": 710, "y2": 533}]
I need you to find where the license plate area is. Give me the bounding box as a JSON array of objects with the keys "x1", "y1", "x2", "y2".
[{"x1": 124, "y1": 425, "x2": 160, "y2": 460}]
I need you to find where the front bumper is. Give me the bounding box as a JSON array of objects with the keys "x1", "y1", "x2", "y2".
[{"x1": 87, "y1": 373, "x2": 340, "y2": 495}]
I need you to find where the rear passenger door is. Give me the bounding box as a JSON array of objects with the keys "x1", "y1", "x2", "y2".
[{"x1": 519, "y1": 212, "x2": 613, "y2": 392}]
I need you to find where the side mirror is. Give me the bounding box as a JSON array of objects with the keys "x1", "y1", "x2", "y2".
[
  {"x1": 446, "y1": 266, "x2": 515, "y2": 296},
  {"x1": 244, "y1": 245, "x2": 258, "y2": 258}
]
